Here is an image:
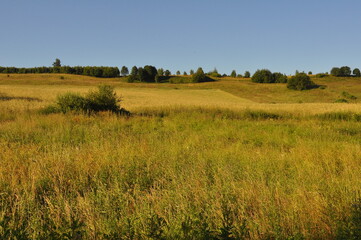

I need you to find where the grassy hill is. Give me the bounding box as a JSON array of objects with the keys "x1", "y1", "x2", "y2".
[
  {"x1": 1, "y1": 73, "x2": 360, "y2": 105},
  {"x1": 0, "y1": 73, "x2": 361, "y2": 239}
]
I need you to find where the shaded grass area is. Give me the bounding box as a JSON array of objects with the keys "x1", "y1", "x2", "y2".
[
  {"x1": 0, "y1": 106, "x2": 361, "y2": 239},
  {"x1": 316, "y1": 111, "x2": 361, "y2": 121},
  {"x1": 0, "y1": 92, "x2": 42, "y2": 102}
]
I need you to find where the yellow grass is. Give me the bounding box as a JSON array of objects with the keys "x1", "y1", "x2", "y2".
[{"x1": 0, "y1": 74, "x2": 361, "y2": 239}]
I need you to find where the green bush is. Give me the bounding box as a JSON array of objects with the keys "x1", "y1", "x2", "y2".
[
  {"x1": 331, "y1": 66, "x2": 352, "y2": 77},
  {"x1": 42, "y1": 85, "x2": 125, "y2": 114},
  {"x1": 251, "y1": 69, "x2": 274, "y2": 83},
  {"x1": 208, "y1": 68, "x2": 221, "y2": 77},
  {"x1": 315, "y1": 73, "x2": 328, "y2": 78},
  {"x1": 273, "y1": 72, "x2": 288, "y2": 83},
  {"x1": 244, "y1": 71, "x2": 251, "y2": 78},
  {"x1": 287, "y1": 73, "x2": 315, "y2": 90},
  {"x1": 192, "y1": 68, "x2": 206, "y2": 83},
  {"x1": 57, "y1": 93, "x2": 87, "y2": 113},
  {"x1": 85, "y1": 85, "x2": 120, "y2": 112}
]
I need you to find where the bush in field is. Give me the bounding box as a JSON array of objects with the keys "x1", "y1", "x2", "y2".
[
  {"x1": 287, "y1": 73, "x2": 315, "y2": 90},
  {"x1": 43, "y1": 85, "x2": 124, "y2": 114},
  {"x1": 272, "y1": 72, "x2": 288, "y2": 83},
  {"x1": 208, "y1": 68, "x2": 221, "y2": 77},
  {"x1": 340, "y1": 66, "x2": 351, "y2": 76},
  {"x1": 244, "y1": 71, "x2": 251, "y2": 78},
  {"x1": 353, "y1": 68, "x2": 361, "y2": 77},
  {"x1": 56, "y1": 93, "x2": 87, "y2": 113},
  {"x1": 85, "y1": 85, "x2": 120, "y2": 112},
  {"x1": 315, "y1": 73, "x2": 328, "y2": 78},
  {"x1": 164, "y1": 70, "x2": 171, "y2": 77},
  {"x1": 230, "y1": 70, "x2": 237, "y2": 78},
  {"x1": 192, "y1": 68, "x2": 206, "y2": 83},
  {"x1": 157, "y1": 68, "x2": 164, "y2": 76},
  {"x1": 251, "y1": 69, "x2": 274, "y2": 83}
]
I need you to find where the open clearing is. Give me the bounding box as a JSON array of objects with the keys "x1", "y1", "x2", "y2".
[{"x1": 0, "y1": 74, "x2": 361, "y2": 239}]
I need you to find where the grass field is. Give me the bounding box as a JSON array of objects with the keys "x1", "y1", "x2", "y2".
[{"x1": 0, "y1": 74, "x2": 361, "y2": 239}]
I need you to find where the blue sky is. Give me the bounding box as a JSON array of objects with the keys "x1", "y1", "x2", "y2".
[{"x1": 1, "y1": 0, "x2": 361, "y2": 75}]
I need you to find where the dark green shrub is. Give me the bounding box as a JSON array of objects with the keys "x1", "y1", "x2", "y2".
[
  {"x1": 57, "y1": 92, "x2": 87, "y2": 113},
  {"x1": 331, "y1": 67, "x2": 341, "y2": 76},
  {"x1": 164, "y1": 70, "x2": 171, "y2": 76},
  {"x1": 331, "y1": 66, "x2": 352, "y2": 77},
  {"x1": 273, "y1": 72, "x2": 288, "y2": 83},
  {"x1": 353, "y1": 68, "x2": 361, "y2": 77},
  {"x1": 315, "y1": 73, "x2": 328, "y2": 78},
  {"x1": 43, "y1": 85, "x2": 124, "y2": 114},
  {"x1": 340, "y1": 66, "x2": 351, "y2": 76},
  {"x1": 192, "y1": 68, "x2": 206, "y2": 83},
  {"x1": 208, "y1": 68, "x2": 221, "y2": 77},
  {"x1": 85, "y1": 85, "x2": 120, "y2": 112},
  {"x1": 127, "y1": 75, "x2": 135, "y2": 83},
  {"x1": 287, "y1": 73, "x2": 315, "y2": 90},
  {"x1": 244, "y1": 71, "x2": 251, "y2": 78},
  {"x1": 251, "y1": 69, "x2": 274, "y2": 83}
]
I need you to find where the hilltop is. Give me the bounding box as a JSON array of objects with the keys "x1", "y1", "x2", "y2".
[{"x1": 1, "y1": 73, "x2": 360, "y2": 105}]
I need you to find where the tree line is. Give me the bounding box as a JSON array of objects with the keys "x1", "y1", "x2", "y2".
[
  {"x1": 0, "y1": 59, "x2": 120, "y2": 78},
  {"x1": 0, "y1": 66, "x2": 120, "y2": 78},
  {"x1": 330, "y1": 66, "x2": 360, "y2": 77},
  {"x1": 126, "y1": 66, "x2": 212, "y2": 83},
  {"x1": 2, "y1": 58, "x2": 361, "y2": 80}
]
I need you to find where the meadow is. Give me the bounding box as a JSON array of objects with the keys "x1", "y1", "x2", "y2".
[{"x1": 0, "y1": 74, "x2": 361, "y2": 239}]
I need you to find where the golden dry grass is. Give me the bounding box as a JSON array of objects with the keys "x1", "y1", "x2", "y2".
[{"x1": 0, "y1": 74, "x2": 361, "y2": 239}]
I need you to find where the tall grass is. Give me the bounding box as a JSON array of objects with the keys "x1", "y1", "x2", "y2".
[{"x1": 0, "y1": 104, "x2": 361, "y2": 239}]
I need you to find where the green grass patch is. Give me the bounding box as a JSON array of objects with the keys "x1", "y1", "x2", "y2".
[{"x1": 316, "y1": 111, "x2": 361, "y2": 121}]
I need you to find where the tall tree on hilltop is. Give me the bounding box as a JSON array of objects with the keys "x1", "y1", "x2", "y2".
[
  {"x1": 353, "y1": 68, "x2": 361, "y2": 77},
  {"x1": 121, "y1": 66, "x2": 129, "y2": 76},
  {"x1": 53, "y1": 58, "x2": 61, "y2": 67}
]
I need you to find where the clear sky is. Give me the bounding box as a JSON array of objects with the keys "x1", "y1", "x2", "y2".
[{"x1": 1, "y1": 0, "x2": 361, "y2": 75}]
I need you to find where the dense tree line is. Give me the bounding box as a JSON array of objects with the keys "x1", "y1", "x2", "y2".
[
  {"x1": 127, "y1": 65, "x2": 158, "y2": 82},
  {"x1": 251, "y1": 69, "x2": 287, "y2": 83},
  {"x1": 330, "y1": 66, "x2": 361, "y2": 77},
  {"x1": 0, "y1": 66, "x2": 120, "y2": 78}
]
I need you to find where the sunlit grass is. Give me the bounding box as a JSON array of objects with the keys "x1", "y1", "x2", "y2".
[{"x1": 0, "y1": 74, "x2": 360, "y2": 239}]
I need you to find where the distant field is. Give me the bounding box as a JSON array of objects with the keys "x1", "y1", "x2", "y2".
[{"x1": 0, "y1": 74, "x2": 361, "y2": 239}]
